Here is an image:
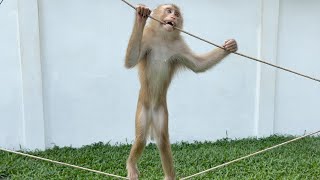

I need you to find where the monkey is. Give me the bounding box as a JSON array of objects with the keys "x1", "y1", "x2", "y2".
[{"x1": 124, "y1": 4, "x2": 237, "y2": 180}]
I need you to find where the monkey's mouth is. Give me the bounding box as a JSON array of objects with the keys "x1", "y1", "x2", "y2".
[
  {"x1": 164, "y1": 21, "x2": 176, "y2": 27},
  {"x1": 163, "y1": 21, "x2": 176, "y2": 32}
]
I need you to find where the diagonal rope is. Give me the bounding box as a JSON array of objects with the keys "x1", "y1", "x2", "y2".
[
  {"x1": 120, "y1": 0, "x2": 320, "y2": 84},
  {"x1": 180, "y1": 130, "x2": 320, "y2": 179},
  {"x1": 0, "y1": 147, "x2": 129, "y2": 179},
  {"x1": 1, "y1": 2, "x2": 318, "y2": 180},
  {"x1": 1, "y1": 132, "x2": 319, "y2": 180}
]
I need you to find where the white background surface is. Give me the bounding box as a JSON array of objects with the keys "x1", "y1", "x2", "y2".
[{"x1": 0, "y1": 0, "x2": 319, "y2": 150}]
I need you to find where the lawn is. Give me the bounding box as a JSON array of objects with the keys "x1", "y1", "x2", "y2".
[{"x1": 1, "y1": 136, "x2": 320, "y2": 179}]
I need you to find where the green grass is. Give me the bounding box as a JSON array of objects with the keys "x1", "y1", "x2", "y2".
[{"x1": 1, "y1": 136, "x2": 320, "y2": 179}]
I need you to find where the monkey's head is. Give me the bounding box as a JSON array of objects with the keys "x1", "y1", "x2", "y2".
[{"x1": 150, "y1": 4, "x2": 183, "y2": 36}]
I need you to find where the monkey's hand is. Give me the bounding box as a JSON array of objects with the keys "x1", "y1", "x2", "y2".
[
  {"x1": 136, "y1": 5, "x2": 151, "y2": 24},
  {"x1": 223, "y1": 39, "x2": 238, "y2": 52}
]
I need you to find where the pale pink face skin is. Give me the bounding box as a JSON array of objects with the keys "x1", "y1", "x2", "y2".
[{"x1": 160, "y1": 5, "x2": 182, "y2": 32}]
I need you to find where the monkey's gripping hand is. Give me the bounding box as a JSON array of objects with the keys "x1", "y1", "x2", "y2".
[
  {"x1": 136, "y1": 5, "x2": 151, "y2": 24},
  {"x1": 223, "y1": 39, "x2": 238, "y2": 52}
]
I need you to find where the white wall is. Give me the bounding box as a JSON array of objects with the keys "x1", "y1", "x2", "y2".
[
  {"x1": 274, "y1": 0, "x2": 320, "y2": 135},
  {"x1": 0, "y1": 0, "x2": 319, "y2": 150},
  {"x1": 0, "y1": 0, "x2": 23, "y2": 150}
]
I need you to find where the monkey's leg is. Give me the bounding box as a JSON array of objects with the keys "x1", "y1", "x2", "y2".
[
  {"x1": 127, "y1": 105, "x2": 148, "y2": 180},
  {"x1": 153, "y1": 106, "x2": 175, "y2": 180}
]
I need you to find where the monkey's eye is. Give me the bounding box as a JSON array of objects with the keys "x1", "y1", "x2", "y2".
[
  {"x1": 166, "y1": 9, "x2": 172, "y2": 14},
  {"x1": 175, "y1": 12, "x2": 180, "y2": 17}
]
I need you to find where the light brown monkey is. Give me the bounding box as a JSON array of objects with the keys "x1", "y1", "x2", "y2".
[{"x1": 125, "y1": 4, "x2": 237, "y2": 180}]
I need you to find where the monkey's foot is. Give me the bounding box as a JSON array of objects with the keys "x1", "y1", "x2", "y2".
[{"x1": 127, "y1": 164, "x2": 139, "y2": 180}]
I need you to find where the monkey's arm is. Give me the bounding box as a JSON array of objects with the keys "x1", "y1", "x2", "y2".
[
  {"x1": 125, "y1": 22, "x2": 147, "y2": 68},
  {"x1": 125, "y1": 5, "x2": 151, "y2": 68},
  {"x1": 176, "y1": 48, "x2": 230, "y2": 73},
  {"x1": 176, "y1": 39, "x2": 237, "y2": 72}
]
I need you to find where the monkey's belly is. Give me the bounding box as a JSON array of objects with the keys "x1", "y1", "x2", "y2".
[
  {"x1": 148, "y1": 76, "x2": 168, "y2": 94},
  {"x1": 146, "y1": 62, "x2": 172, "y2": 100}
]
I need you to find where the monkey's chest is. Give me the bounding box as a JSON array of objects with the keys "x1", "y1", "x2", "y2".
[
  {"x1": 146, "y1": 58, "x2": 171, "y2": 87},
  {"x1": 145, "y1": 47, "x2": 175, "y2": 92}
]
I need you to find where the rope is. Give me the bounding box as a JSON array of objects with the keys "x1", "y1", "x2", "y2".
[
  {"x1": 1, "y1": 131, "x2": 319, "y2": 180},
  {"x1": 0, "y1": 2, "x2": 318, "y2": 179},
  {"x1": 180, "y1": 130, "x2": 320, "y2": 179},
  {"x1": 0, "y1": 147, "x2": 129, "y2": 179},
  {"x1": 120, "y1": 0, "x2": 320, "y2": 84}
]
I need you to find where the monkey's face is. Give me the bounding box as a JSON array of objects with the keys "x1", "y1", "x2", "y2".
[{"x1": 155, "y1": 5, "x2": 183, "y2": 32}]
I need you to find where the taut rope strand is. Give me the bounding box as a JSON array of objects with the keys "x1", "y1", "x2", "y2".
[
  {"x1": 121, "y1": 0, "x2": 320, "y2": 83},
  {"x1": 1, "y1": 2, "x2": 318, "y2": 180},
  {"x1": 180, "y1": 130, "x2": 320, "y2": 179},
  {"x1": 0, "y1": 147, "x2": 129, "y2": 179}
]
